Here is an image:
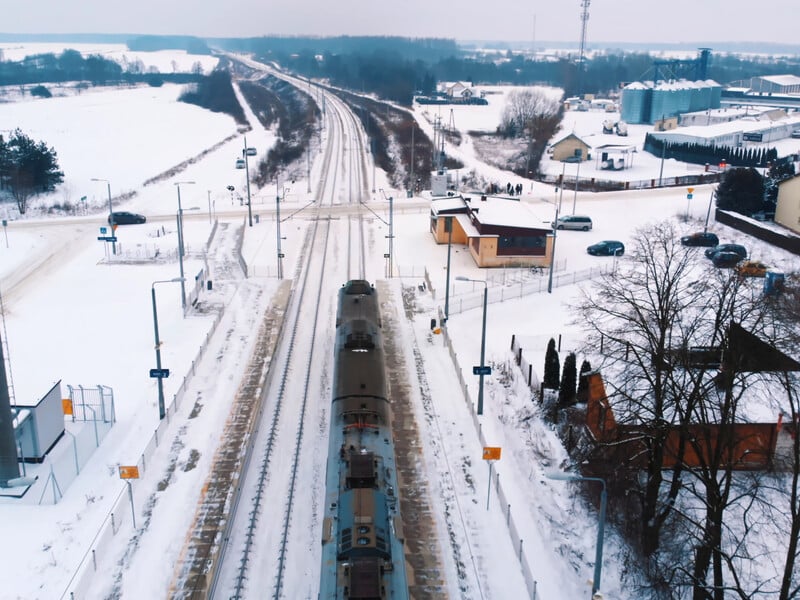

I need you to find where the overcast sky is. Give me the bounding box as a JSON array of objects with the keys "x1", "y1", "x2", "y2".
[{"x1": 4, "y1": 0, "x2": 799, "y2": 46}]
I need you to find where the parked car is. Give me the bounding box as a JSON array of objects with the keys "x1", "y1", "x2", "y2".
[
  {"x1": 704, "y1": 243, "x2": 747, "y2": 260},
  {"x1": 711, "y1": 251, "x2": 744, "y2": 268},
  {"x1": 587, "y1": 240, "x2": 625, "y2": 256},
  {"x1": 736, "y1": 260, "x2": 769, "y2": 277},
  {"x1": 554, "y1": 215, "x2": 593, "y2": 231},
  {"x1": 681, "y1": 231, "x2": 719, "y2": 247},
  {"x1": 108, "y1": 211, "x2": 146, "y2": 225}
]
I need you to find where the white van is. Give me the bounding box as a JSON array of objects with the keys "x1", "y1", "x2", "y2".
[{"x1": 554, "y1": 215, "x2": 593, "y2": 231}]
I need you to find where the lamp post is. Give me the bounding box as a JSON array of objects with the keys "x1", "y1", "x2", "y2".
[
  {"x1": 444, "y1": 216, "x2": 453, "y2": 321},
  {"x1": 174, "y1": 181, "x2": 195, "y2": 311},
  {"x1": 91, "y1": 178, "x2": 116, "y2": 255},
  {"x1": 243, "y1": 136, "x2": 253, "y2": 227},
  {"x1": 704, "y1": 190, "x2": 715, "y2": 233},
  {"x1": 548, "y1": 200, "x2": 559, "y2": 294},
  {"x1": 207, "y1": 190, "x2": 212, "y2": 224},
  {"x1": 151, "y1": 278, "x2": 184, "y2": 420},
  {"x1": 379, "y1": 189, "x2": 394, "y2": 278},
  {"x1": 546, "y1": 471, "x2": 607, "y2": 597},
  {"x1": 455, "y1": 276, "x2": 488, "y2": 415},
  {"x1": 572, "y1": 154, "x2": 582, "y2": 215},
  {"x1": 276, "y1": 183, "x2": 286, "y2": 280}
]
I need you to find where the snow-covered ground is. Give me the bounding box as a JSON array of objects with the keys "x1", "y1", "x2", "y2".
[{"x1": 0, "y1": 44, "x2": 797, "y2": 600}]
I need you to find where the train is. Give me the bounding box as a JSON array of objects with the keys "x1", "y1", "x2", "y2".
[{"x1": 319, "y1": 280, "x2": 409, "y2": 600}]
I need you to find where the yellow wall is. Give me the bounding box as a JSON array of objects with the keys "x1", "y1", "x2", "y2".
[
  {"x1": 775, "y1": 176, "x2": 800, "y2": 234},
  {"x1": 552, "y1": 138, "x2": 590, "y2": 162}
]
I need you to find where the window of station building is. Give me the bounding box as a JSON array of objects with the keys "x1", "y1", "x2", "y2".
[{"x1": 498, "y1": 236, "x2": 545, "y2": 249}]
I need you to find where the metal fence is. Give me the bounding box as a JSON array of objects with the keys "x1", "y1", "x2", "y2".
[
  {"x1": 446, "y1": 264, "x2": 611, "y2": 317},
  {"x1": 61, "y1": 225, "x2": 234, "y2": 599},
  {"x1": 438, "y1": 309, "x2": 539, "y2": 599}
]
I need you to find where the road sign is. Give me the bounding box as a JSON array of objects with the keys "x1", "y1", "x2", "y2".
[
  {"x1": 278, "y1": 253, "x2": 285, "y2": 258},
  {"x1": 118, "y1": 466, "x2": 140, "y2": 479},
  {"x1": 473, "y1": 365, "x2": 492, "y2": 376},
  {"x1": 687, "y1": 193, "x2": 693, "y2": 199},
  {"x1": 100, "y1": 226, "x2": 107, "y2": 234},
  {"x1": 483, "y1": 447, "x2": 502, "y2": 460},
  {"x1": 97, "y1": 236, "x2": 118, "y2": 242},
  {"x1": 687, "y1": 187, "x2": 694, "y2": 194},
  {"x1": 384, "y1": 253, "x2": 390, "y2": 258},
  {"x1": 149, "y1": 368, "x2": 170, "y2": 378},
  {"x1": 62, "y1": 398, "x2": 73, "y2": 416}
]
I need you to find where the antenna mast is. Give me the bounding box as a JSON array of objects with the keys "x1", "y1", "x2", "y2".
[{"x1": 577, "y1": 0, "x2": 591, "y2": 96}]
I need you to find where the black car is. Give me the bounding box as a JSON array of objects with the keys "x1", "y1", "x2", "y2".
[
  {"x1": 681, "y1": 232, "x2": 719, "y2": 247},
  {"x1": 704, "y1": 243, "x2": 747, "y2": 260},
  {"x1": 587, "y1": 240, "x2": 625, "y2": 256},
  {"x1": 711, "y1": 251, "x2": 744, "y2": 268},
  {"x1": 108, "y1": 211, "x2": 146, "y2": 225}
]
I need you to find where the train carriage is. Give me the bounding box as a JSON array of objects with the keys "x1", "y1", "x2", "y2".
[{"x1": 320, "y1": 281, "x2": 408, "y2": 600}]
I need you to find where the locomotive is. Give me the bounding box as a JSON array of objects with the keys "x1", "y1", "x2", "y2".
[{"x1": 319, "y1": 280, "x2": 409, "y2": 600}]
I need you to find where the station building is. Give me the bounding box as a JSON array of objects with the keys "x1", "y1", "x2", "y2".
[{"x1": 429, "y1": 195, "x2": 553, "y2": 268}]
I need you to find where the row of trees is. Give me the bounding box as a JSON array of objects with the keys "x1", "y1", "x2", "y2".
[
  {"x1": 644, "y1": 133, "x2": 780, "y2": 169},
  {"x1": 542, "y1": 339, "x2": 592, "y2": 409},
  {"x1": 0, "y1": 129, "x2": 63, "y2": 214},
  {"x1": 0, "y1": 48, "x2": 204, "y2": 87},
  {"x1": 574, "y1": 222, "x2": 799, "y2": 598},
  {"x1": 223, "y1": 36, "x2": 800, "y2": 104}
]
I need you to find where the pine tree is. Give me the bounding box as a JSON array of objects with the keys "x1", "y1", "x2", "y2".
[
  {"x1": 576, "y1": 359, "x2": 592, "y2": 403},
  {"x1": 543, "y1": 338, "x2": 560, "y2": 390},
  {"x1": 558, "y1": 352, "x2": 577, "y2": 406}
]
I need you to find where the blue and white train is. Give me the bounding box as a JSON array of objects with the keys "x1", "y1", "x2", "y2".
[{"x1": 319, "y1": 280, "x2": 409, "y2": 600}]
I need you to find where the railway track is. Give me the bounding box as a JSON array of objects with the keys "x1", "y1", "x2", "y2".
[{"x1": 187, "y1": 76, "x2": 373, "y2": 599}]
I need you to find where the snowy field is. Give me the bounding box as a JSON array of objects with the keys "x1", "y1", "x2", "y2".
[{"x1": 0, "y1": 44, "x2": 798, "y2": 599}]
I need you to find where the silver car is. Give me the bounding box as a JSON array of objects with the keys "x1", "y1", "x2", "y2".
[{"x1": 554, "y1": 215, "x2": 593, "y2": 231}]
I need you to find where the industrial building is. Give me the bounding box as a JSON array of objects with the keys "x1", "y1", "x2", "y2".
[
  {"x1": 621, "y1": 79, "x2": 723, "y2": 125},
  {"x1": 649, "y1": 110, "x2": 800, "y2": 148},
  {"x1": 748, "y1": 75, "x2": 800, "y2": 95}
]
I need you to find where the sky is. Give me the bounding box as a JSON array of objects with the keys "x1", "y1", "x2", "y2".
[
  {"x1": 2, "y1": 0, "x2": 800, "y2": 45},
  {"x1": 0, "y1": 45, "x2": 796, "y2": 599}
]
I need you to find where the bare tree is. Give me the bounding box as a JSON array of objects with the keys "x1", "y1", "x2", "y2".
[
  {"x1": 499, "y1": 88, "x2": 562, "y2": 176},
  {"x1": 577, "y1": 222, "x2": 708, "y2": 558}
]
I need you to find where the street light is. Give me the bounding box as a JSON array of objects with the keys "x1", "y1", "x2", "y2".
[
  {"x1": 242, "y1": 136, "x2": 253, "y2": 227},
  {"x1": 151, "y1": 278, "x2": 184, "y2": 420},
  {"x1": 174, "y1": 181, "x2": 195, "y2": 311},
  {"x1": 546, "y1": 471, "x2": 607, "y2": 597},
  {"x1": 444, "y1": 216, "x2": 453, "y2": 321},
  {"x1": 548, "y1": 200, "x2": 559, "y2": 294},
  {"x1": 91, "y1": 178, "x2": 116, "y2": 255},
  {"x1": 276, "y1": 186, "x2": 289, "y2": 279},
  {"x1": 455, "y1": 276, "x2": 488, "y2": 416},
  {"x1": 379, "y1": 189, "x2": 394, "y2": 278}
]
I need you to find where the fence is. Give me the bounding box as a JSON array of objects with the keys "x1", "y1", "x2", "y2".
[
  {"x1": 438, "y1": 309, "x2": 539, "y2": 599},
  {"x1": 20, "y1": 385, "x2": 117, "y2": 506},
  {"x1": 716, "y1": 208, "x2": 800, "y2": 256},
  {"x1": 446, "y1": 264, "x2": 611, "y2": 317},
  {"x1": 61, "y1": 224, "x2": 235, "y2": 599},
  {"x1": 539, "y1": 171, "x2": 721, "y2": 192}
]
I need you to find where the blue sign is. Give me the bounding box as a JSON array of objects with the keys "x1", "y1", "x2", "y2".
[
  {"x1": 473, "y1": 366, "x2": 492, "y2": 376},
  {"x1": 687, "y1": 193, "x2": 693, "y2": 200},
  {"x1": 149, "y1": 368, "x2": 170, "y2": 378}
]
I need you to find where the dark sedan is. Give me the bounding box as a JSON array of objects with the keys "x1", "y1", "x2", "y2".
[
  {"x1": 681, "y1": 232, "x2": 719, "y2": 247},
  {"x1": 711, "y1": 251, "x2": 744, "y2": 268},
  {"x1": 108, "y1": 211, "x2": 146, "y2": 225},
  {"x1": 704, "y1": 243, "x2": 747, "y2": 260},
  {"x1": 587, "y1": 240, "x2": 625, "y2": 256}
]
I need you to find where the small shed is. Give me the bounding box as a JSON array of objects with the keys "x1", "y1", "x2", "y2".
[{"x1": 550, "y1": 133, "x2": 590, "y2": 162}]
